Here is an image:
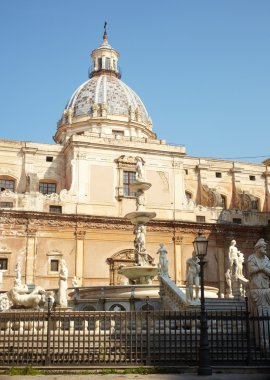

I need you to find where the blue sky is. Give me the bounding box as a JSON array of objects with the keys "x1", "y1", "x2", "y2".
[{"x1": 0, "y1": 0, "x2": 269, "y2": 163}]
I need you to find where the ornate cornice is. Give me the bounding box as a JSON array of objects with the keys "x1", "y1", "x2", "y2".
[{"x1": 0, "y1": 210, "x2": 266, "y2": 236}]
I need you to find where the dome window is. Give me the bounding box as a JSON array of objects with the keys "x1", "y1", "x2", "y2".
[{"x1": 105, "y1": 57, "x2": 110, "y2": 70}]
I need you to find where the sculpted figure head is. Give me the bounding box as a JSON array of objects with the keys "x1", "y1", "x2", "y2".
[{"x1": 254, "y1": 239, "x2": 267, "y2": 257}]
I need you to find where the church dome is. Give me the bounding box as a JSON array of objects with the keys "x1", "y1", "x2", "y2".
[
  {"x1": 54, "y1": 29, "x2": 155, "y2": 144},
  {"x1": 66, "y1": 75, "x2": 149, "y2": 124}
]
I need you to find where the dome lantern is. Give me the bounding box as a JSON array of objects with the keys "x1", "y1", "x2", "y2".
[{"x1": 89, "y1": 24, "x2": 120, "y2": 79}]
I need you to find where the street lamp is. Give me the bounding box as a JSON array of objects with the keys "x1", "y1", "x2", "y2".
[{"x1": 193, "y1": 231, "x2": 212, "y2": 376}]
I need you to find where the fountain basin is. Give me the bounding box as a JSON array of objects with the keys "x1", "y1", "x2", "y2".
[
  {"x1": 130, "y1": 181, "x2": 152, "y2": 192},
  {"x1": 125, "y1": 211, "x2": 156, "y2": 225},
  {"x1": 118, "y1": 265, "x2": 159, "y2": 285}
]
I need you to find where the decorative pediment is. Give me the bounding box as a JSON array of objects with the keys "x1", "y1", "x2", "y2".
[{"x1": 115, "y1": 155, "x2": 136, "y2": 169}]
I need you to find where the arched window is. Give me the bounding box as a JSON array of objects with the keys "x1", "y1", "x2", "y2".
[
  {"x1": 185, "y1": 191, "x2": 192, "y2": 200},
  {"x1": 251, "y1": 198, "x2": 259, "y2": 211},
  {"x1": 221, "y1": 195, "x2": 227, "y2": 209}
]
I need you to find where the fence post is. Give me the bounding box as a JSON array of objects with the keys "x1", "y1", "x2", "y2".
[
  {"x1": 45, "y1": 297, "x2": 52, "y2": 366},
  {"x1": 145, "y1": 297, "x2": 151, "y2": 365},
  {"x1": 245, "y1": 297, "x2": 252, "y2": 365}
]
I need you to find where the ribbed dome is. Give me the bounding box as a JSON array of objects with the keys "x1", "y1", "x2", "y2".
[
  {"x1": 65, "y1": 75, "x2": 149, "y2": 124},
  {"x1": 54, "y1": 31, "x2": 155, "y2": 144}
]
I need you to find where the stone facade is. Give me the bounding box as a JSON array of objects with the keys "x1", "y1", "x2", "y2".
[{"x1": 0, "y1": 32, "x2": 270, "y2": 293}]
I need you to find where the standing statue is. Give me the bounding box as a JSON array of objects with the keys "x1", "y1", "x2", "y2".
[
  {"x1": 225, "y1": 268, "x2": 233, "y2": 298},
  {"x1": 248, "y1": 238, "x2": 270, "y2": 350},
  {"x1": 237, "y1": 251, "x2": 245, "y2": 278},
  {"x1": 228, "y1": 240, "x2": 238, "y2": 276},
  {"x1": 134, "y1": 225, "x2": 147, "y2": 265},
  {"x1": 185, "y1": 251, "x2": 200, "y2": 302},
  {"x1": 248, "y1": 239, "x2": 270, "y2": 313},
  {"x1": 135, "y1": 157, "x2": 145, "y2": 181},
  {"x1": 72, "y1": 276, "x2": 79, "y2": 287},
  {"x1": 136, "y1": 189, "x2": 145, "y2": 211},
  {"x1": 228, "y1": 239, "x2": 248, "y2": 297},
  {"x1": 156, "y1": 243, "x2": 169, "y2": 276},
  {"x1": 58, "y1": 259, "x2": 68, "y2": 308}
]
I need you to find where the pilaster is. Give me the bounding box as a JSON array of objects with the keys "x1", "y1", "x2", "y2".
[
  {"x1": 25, "y1": 227, "x2": 37, "y2": 285},
  {"x1": 74, "y1": 230, "x2": 86, "y2": 286},
  {"x1": 174, "y1": 235, "x2": 183, "y2": 285}
]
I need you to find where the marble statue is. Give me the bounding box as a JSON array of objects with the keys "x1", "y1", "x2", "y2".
[
  {"x1": 72, "y1": 276, "x2": 79, "y2": 287},
  {"x1": 225, "y1": 268, "x2": 233, "y2": 298},
  {"x1": 185, "y1": 251, "x2": 200, "y2": 302},
  {"x1": 248, "y1": 239, "x2": 270, "y2": 314},
  {"x1": 156, "y1": 243, "x2": 169, "y2": 276},
  {"x1": 67, "y1": 108, "x2": 73, "y2": 124},
  {"x1": 237, "y1": 251, "x2": 245, "y2": 278},
  {"x1": 228, "y1": 239, "x2": 248, "y2": 297},
  {"x1": 7, "y1": 285, "x2": 46, "y2": 309},
  {"x1": 248, "y1": 238, "x2": 270, "y2": 350},
  {"x1": 58, "y1": 258, "x2": 68, "y2": 308},
  {"x1": 135, "y1": 157, "x2": 145, "y2": 181},
  {"x1": 134, "y1": 225, "x2": 147, "y2": 266},
  {"x1": 228, "y1": 239, "x2": 238, "y2": 275},
  {"x1": 136, "y1": 189, "x2": 145, "y2": 211}
]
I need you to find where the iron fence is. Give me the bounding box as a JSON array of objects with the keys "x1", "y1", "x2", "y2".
[{"x1": 0, "y1": 307, "x2": 269, "y2": 367}]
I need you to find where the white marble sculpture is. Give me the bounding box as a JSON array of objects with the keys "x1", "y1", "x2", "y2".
[
  {"x1": 228, "y1": 239, "x2": 238, "y2": 274},
  {"x1": 134, "y1": 224, "x2": 147, "y2": 266},
  {"x1": 225, "y1": 268, "x2": 233, "y2": 298},
  {"x1": 72, "y1": 276, "x2": 79, "y2": 287},
  {"x1": 136, "y1": 190, "x2": 145, "y2": 211},
  {"x1": 157, "y1": 243, "x2": 169, "y2": 277},
  {"x1": 58, "y1": 258, "x2": 68, "y2": 308},
  {"x1": 248, "y1": 238, "x2": 270, "y2": 350},
  {"x1": 7, "y1": 285, "x2": 46, "y2": 309},
  {"x1": 135, "y1": 156, "x2": 145, "y2": 181},
  {"x1": 185, "y1": 251, "x2": 200, "y2": 303},
  {"x1": 248, "y1": 239, "x2": 270, "y2": 313},
  {"x1": 228, "y1": 239, "x2": 248, "y2": 297}
]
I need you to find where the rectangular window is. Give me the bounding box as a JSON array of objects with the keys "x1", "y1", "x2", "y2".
[
  {"x1": 184, "y1": 169, "x2": 188, "y2": 175},
  {"x1": 249, "y1": 175, "x2": 256, "y2": 181},
  {"x1": 0, "y1": 179, "x2": 15, "y2": 192},
  {"x1": 113, "y1": 130, "x2": 124, "y2": 138},
  {"x1": 46, "y1": 156, "x2": 53, "y2": 162},
  {"x1": 0, "y1": 258, "x2": 8, "y2": 270},
  {"x1": 0, "y1": 202, "x2": 13, "y2": 208},
  {"x1": 39, "y1": 183, "x2": 56, "y2": 195},
  {"x1": 123, "y1": 171, "x2": 136, "y2": 197},
  {"x1": 196, "y1": 215, "x2": 206, "y2": 222},
  {"x1": 216, "y1": 172, "x2": 222, "y2": 178},
  {"x1": 233, "y1": 218, "x2": 242, "y2": 224},
  {"x1": 50, "y1": 259, "x2": 59, "y2": 272},
  {"x1": 49, "y1": 205, "x2": 62, "y2": 214}
]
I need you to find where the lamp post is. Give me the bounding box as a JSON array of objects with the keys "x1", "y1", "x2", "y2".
[{"x1": 193, "y1": 231, "x2": 212, "y2": 376}]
